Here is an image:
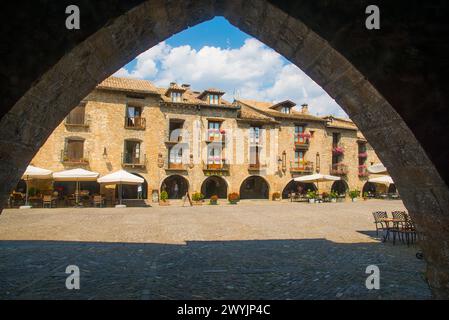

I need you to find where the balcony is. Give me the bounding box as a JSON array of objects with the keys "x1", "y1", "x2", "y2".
[
  {"x1": 332, "y1": 144, "x2": 345, "y2": 155},
  {"x1": 122, "y1": 153, "x2": 147, "y2": 168},
  {"x1": 203, "y1": 161, "x2": 230, "y2": 174},
  {"x1": 206, "y1": 129, "x2": 225, "y2": 143},
  {"x1": 60, "y1": 150, "x2": 89, "y2": 165},
  {"x1": 358, "y1": 165, "x2": 370, "y2": 178},
  {"x1": 290, "y1": 161, "x2": 314, "y2": 174},
  {"x1": 330, "y1": 163, "x2": 349, "y2": 175},
  {"x1": 124, "y1": 117, "x2": 146, "y2": 130},
  {"x1": 165, "y1": 134, "x2": 184, "y2": 145},
  {"x1": 166, "y1": 162, "x2": 188, "y2": 171},
  {"x1": 248, "y1": 163, "x2": 267, "y2": 171},
  {"x1": 294, "y1": 134, "x2": 310, "y2": 149},
  {"x1": 65, "y1": 114, "x2": 90, "y2": 128}
]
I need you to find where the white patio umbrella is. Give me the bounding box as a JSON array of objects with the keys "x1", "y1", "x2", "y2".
[
  {"x1": 368, "y1": 163, "x2": 387, "y2": 174},
  {"x1": 21, "y1": 165, "x2": 53, "y2": 208},
  {"x1": 97, "y1": 170, "x2": 144, "y2": 206},
  {"x1": 368, "y1": 175, "x2": 394, "y2": 185},
  {"x1": 53, "y1": 168, "x2": 99, "y2": 205},
  {"x1": 294, "y1": 173, "x2": 341, "y2": 193}
]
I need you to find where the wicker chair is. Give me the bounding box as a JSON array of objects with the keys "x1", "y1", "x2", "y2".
[
  {"x1": 93, "y1": 195, "x2": 104, "y2": 208},
  {"x1": 42, "y1": 195, "x2": 54, "y2": 208},
  {"x1": 372, "y1": 211, "x2": 388, "y2": 236}
]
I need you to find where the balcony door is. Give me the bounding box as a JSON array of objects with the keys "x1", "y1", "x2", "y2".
[
  {"x1": 126, "y1": 106, "x2": 142, "y2": 127},
  {"x1": 294, "y1": 150, "x2": 305, "y2": 169},
  {"x1": 66, "y1": 139, "x2": 84, "y2": 161},
  {"x1": 66, "y1": 105, "x2": 86, "y2": 125},
  {"x1": 124, "y1": 140, "x2": 141, "y2": 164},
  {"x1": 295, "y1": 125, "x2": 305, "y2": 143}
]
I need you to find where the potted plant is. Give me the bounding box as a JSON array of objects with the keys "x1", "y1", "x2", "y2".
[
  {"x1": 363, "y1": 192, "x2": 369, "y2": 201},
  {"x1": 192, "y1": 192, "x2": 204, "y2": 205},
  {"x1": 349, "y1": 189, "x2": 360, "y2": 202},
  {"x1": 228, "y1": 192, "x2": 240, "y2": 204},
  {"x1": 272, "y1": 192, "x2": 281, "y2": 201},
  {"x1": 321, "y1": 192, "x2": 330, "y2": 202},
  {"x1": 330, "y1": 191, "x2": 338, "y2": 203},
  {"x1": 159, "y1": 191, "x2": 169, "y2": 206},
  {"x1": 307, "y1": 190, "x2": 317, "y2": 203},
  {"x1": 209, "y1": 195, "x2": 218, "y2": 205}
]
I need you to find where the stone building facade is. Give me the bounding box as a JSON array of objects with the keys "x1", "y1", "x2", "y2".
[{"x1": 29, "y1": 77, "x2": 382, "y2": 202}]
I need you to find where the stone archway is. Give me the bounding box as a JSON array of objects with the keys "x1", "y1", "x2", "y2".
[
  {"x1": 161, "y1": 175, "x2": 189, "y2": 200},
  {"x1": 1, "y1": 0, "x2": 449, "y2": 297},
  {"x1": 331, "y1": 180, "x2": 349, "y2": 196},
  {"x1": 282, "y1": 180, "x2": 317, "y2": 199},
  {"x1": 201, "y1": 176, "x2": 228, "y2": 199},
  {"x1": 240, "y1": 176, "x2": 270, "y2": 200}
]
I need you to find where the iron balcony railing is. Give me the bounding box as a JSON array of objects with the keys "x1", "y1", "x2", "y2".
[
  {"x1": 124, "y1": 117, "x2": 146, "y2": 130},
  {"x1": 122, "y1": 153, "x2": 147, "y2": 167},
  {"x1": 330, "y1": 163, "x2": 349, "y2": 175},
  {"x1": 60, "y1": 150, "x2": 89, "y2": 165},
  {"x1": 290, "y1": 161, "x2": 314, "y2": 173},
  {"x1": 203, "y1": 161, "x2": 230, "y2": 171}
]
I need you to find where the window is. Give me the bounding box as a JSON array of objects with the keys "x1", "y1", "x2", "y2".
[
  {"x1": 124, "y1": 140, "x2": 141, "y2": 164},
  {"x1": 169, "y1": 146, "x2": 183, "y2": 164},
  {"x1": 295, "y1": 125, "x2": 305, "y2": 143},
  {"x1": 294, "y1": 150, "x2": 305, "y2": 167},
  {"x1": 65, "y1": 139, "x2": 84, "y2": 161},
  {"x1": 249, "y1": 146, "x2": 260, "y2": 165},
  {"x1": 207, "y1": 146, "x2": 222, "y2": 164},
  {"x1": 207, "y1": 121, "x2": 221, "y2": 140},
  {"x1": 126, "y1": 106, "x2": 144, "y2": 128},
  {"x1": 169, "y1": 120, "x2": 184, "y2": 142},
  {"x1": 249, "y1": 126, "x2": 261, "y2": 144},
  {"x1": 208, "y1": 94, "x2": 219, "y2": 105},
  {"x1": 281, "y1": 106, "x2": 291, "y2": 114},
  {"x1": 66, "y1": 104, "x2": 86, "y2": 125},
  {"x1": 171, "y1": 91, "x2": 182, "y2": 102}
]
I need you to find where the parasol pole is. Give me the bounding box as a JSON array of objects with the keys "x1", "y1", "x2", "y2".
[{"x1": 25, "y1": 175, "x2": 30, "y2": 206}]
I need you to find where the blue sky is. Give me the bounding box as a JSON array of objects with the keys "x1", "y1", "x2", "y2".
[{"x1": 116, "y1": 17, "x2": 346, "y2": 117}]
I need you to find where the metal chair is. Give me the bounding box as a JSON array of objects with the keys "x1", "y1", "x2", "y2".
[
  {"x1": 372, "y1": 211, "x2": 388, "y2": 236},
  {"x1": 93, "y1": 195, "x2": 104, "y2": 208},
  {"x1": 42, "y1": 195, "x2": 54, "y2": 208}
]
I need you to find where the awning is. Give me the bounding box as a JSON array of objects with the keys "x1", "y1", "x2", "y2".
[
  {"x1": 22, "y1": 165, "x2": 52, "y2": 180},
  {"x1": 53, "y1": 168, "x2": 99, "y2": 181},
  {"x1": 294, "y1": 173, "x2": 341, "y2": 183},
  {"x1": 367, "y1": 163, "x2": 387, "y2": 174},
  {"x1": 98, "y1": 170, "x2": 144, "y2": 185},
  {"x1": 368, "y1": 175, "x2": 394, "y2": 185}
]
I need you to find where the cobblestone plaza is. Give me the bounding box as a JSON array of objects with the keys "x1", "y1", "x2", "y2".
[{"x1": 0, "y1": 200, "x2": 430, "y2": 299}]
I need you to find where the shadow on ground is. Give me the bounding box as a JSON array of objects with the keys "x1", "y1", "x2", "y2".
[{"x1": 0, "y1": 238, "x2": 430, "y2": 300}]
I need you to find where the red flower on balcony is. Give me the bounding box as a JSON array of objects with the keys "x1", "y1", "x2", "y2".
[
  {"x1": 358, "y1": 152, "x2": 368, "y2": 158},
  {"x1": 332, "y1": 146, "x2": 345, "y2": 155},
  {"x1": 298, "y1": 132, "x2": 311, "y2": 139}
]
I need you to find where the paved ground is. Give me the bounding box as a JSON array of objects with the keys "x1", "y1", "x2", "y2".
[{"x1": 0, "y1": 200, "x2": 430, "y2": 299}]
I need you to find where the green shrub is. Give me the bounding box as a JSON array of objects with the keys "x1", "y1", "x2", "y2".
[
  {"x1": 306, "y1": 190, "x2": 317, "y2": 199},
  {"x1": 228, "y1": 192, "x2": 240, "y2": 204},
  {"x1": 349, "y1": 189, "x2": 361, "y2": 199},
  {"x1": 210, "y1": 195, "x2": 218, "y2": 205},
  {"x1": 192, "y1": 192, "x2": 204, "y2": 202},
  {"x1": 160, "y1": 191, "x2": 168, "y2": 202}
]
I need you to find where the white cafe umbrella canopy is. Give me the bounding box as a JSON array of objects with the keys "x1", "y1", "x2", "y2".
[
  {"x1": 368, "y1": 163, "x2": 387, "y2": 174},
  {"x1": 97, "y1": 170, "x2": 144, "y2": 205},
  {"x1": 294, "y1": 173, "x2": 341, "y2": 193},
  {"x1": 21, "y1": 165, "x2": 53, "y2": 207},
  {"x1": 53, "y1": 168, "x2": 99, "y2": 205},
  {"x1": 368, "y1": 175, "x2": 394, "y2": 185}
]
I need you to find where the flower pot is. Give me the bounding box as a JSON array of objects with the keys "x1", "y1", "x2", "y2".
[
  {"x1": 331, "y1": 199, "x2": 337, "y2": 203},
  {"x1": 229, "y1": 200, "x2": 238, "y2": 205},
  {"x1": 351, "y1": 198, "x2": 357, "y2": 202},
  {"x1": 193, "y1": 201, "x2": 203, "y2": 206},
  {"x1": 210, "y1": 201, "x2": 218, "y2": 205},
  {"x1": 308, "y1": 199, "x2": 315, "y2": 204},
  {"x1": 159, "y1": 201, "x2": 170, "y2": 206}
]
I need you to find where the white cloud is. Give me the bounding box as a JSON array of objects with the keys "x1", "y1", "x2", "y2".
[{"x1": 113, "y1": 38, "x2": 347, "y2": 117}]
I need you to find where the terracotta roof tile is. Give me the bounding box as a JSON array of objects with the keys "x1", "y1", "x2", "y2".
[{"x1": 97, "y1": 77, "x2": 158, "y2": 94}]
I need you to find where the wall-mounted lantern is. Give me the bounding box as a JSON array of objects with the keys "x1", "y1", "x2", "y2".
[
  {"x1": 316, "y1": 152, "x2": 321, "y2": 173},
  {"x1": 157, "y1": 153, "x2": 164, "y2": 168},
  {"x1": 282, "y1": 151, "x2": 287, "y2": 173}
]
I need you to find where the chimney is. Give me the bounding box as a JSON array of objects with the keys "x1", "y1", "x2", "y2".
[
  {"x1": 181, "y1": 84, "x2": 191, "y2": 90},
  {"x1": 301, "y1": 103, "x2": 309, "y2": 114},
  {"x1": 170, "y1": 82, "x2": 176, "y2": 88}
]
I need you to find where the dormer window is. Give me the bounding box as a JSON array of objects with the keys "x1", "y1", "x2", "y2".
[
  {"x1": 208, "y1": 94, "x2": 220, "y2": 105},
  {"x1": 171, "y1": 91, "x2": 182, "y2": 102},
  {"x1": 281, "y1": 106, "x2": 291, "y2": 114}
]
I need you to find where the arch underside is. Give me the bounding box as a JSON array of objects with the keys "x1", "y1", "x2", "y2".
[{"x1": 1, "y1": 0, "x2": 448, "y2": 297}]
